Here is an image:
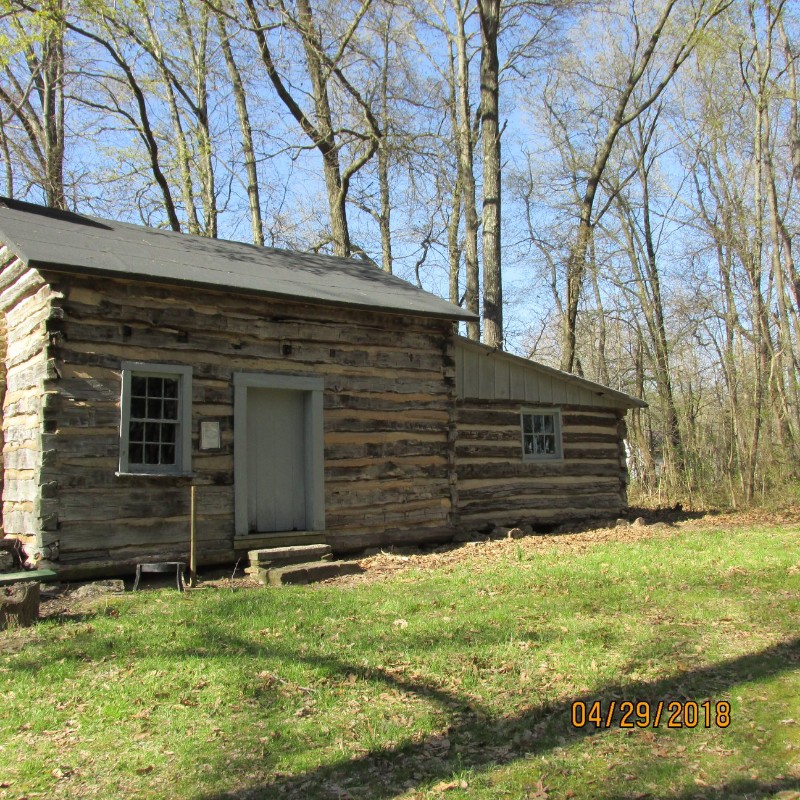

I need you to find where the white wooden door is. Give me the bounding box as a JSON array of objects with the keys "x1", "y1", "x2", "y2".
[{"x1": 246, "y1": 388, "x2": 307, "y2": 532}]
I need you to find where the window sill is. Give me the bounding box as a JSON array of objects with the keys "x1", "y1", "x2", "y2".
[{"x1": 115, "y1": 471, "x2": 195, "y2": 478}]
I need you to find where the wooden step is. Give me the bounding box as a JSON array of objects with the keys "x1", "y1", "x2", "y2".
[
  {"x1": 248, "y1": 544, "x2": 332, "y2": 567},
  {"x1": 234, "y1": 531, "x2": 326, "y2": 552},
  {"x1": 266, "y1": 560, "x2": 365, "y2": 586},
  {"x1": 0, "y1": 569, "x2": 58, "y2": 587}
]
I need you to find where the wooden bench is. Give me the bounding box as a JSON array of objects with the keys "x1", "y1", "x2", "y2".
[{"x1": 0, "y1": 569, "x2": 59, "y2": 587}]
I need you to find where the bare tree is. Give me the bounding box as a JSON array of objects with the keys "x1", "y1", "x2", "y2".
[
  {"x1": 0, "y1": 0, "x2": 67, "y2": 207},
  {"x1": 558, "y1": 0, "x2": 732, "y2": 373},
  {"x1": 242, "y1": 0, "x2": 381, "y2": 257}
]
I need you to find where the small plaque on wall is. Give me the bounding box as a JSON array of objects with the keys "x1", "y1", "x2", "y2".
[{"x1": 200, "y1": 420, "x2": 221, "y2": 450}]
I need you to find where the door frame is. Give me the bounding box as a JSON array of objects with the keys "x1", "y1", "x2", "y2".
[{"x1": 233, "y1": 372, "x2": 325, "y2": 537}]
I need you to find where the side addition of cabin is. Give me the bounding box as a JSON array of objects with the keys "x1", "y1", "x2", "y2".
[{"x1": 453, "y1": 338, "x2": 646, "y2": 531}]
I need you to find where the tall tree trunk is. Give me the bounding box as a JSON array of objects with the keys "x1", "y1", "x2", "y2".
[
  {"x1": 639, "y1": 158, "x2": 683, "y2": 481},
  {"x1": 454, "y1": 0, "x2": 480, "y2": 339},
  {"x1": 377, "y1": 20, "x2": 393, "y2": 273},
  {"x1": 183, "y1": 0, "x2": 217, "y2": 238},
  {"x1": 217, "y1": 11, "x2": 263, "y2": 245},
  {"x1": 588, "y1": 241, "x2": 610, "y2": 387},
  {"x1": 244, "y1": 0, "x2": 351, "y2": 256},
  {"x1": 0, "y1": 115, "x2": 13, "y2": 197},
  {"x1": 446, "y1": 39, "x2": 463, "y2": 307},
  {"x1": 478, "y1": 0, "x2": 502, "y2": 348},
  {"x1": 41, "y1": 0, "x2": 65, "y2": 209},
  {"x1": 295, "y1": 0, "x2": 350, "y2": 256}
]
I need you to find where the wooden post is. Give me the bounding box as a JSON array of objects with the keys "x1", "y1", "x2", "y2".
[{"x1": 189, "y1": 485, "x2": 197, "y2": 587}]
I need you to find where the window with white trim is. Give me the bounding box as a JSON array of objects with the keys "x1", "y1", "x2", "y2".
[
  {"x1": 119, "y1": 363, "x2": 192, "y2": 475},
  {"x1": 521, "y1": 408, "x2": 562, "y2": 461}
]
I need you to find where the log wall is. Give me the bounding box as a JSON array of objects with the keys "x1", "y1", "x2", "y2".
[
  {"x1": 0, "y1": 249, "x2": 57, "y2": 562},
  {"x1": 455, "y1": 400, "x2": 628, "y2": 530},
  {"x1": 33, "y1": 271, "x2": 456, "y2": 573}
]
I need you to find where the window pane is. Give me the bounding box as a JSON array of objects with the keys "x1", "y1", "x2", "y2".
[
  {"x1": 522, "y1": 415, "x2": 533, "y2": 434},
  {"x1": 161, "y1": 423, "x2": 176, "y2": 444},
  {"x1": 129, "y1": 443, "x2": 143, "y2": 464},
  {"x1": 163, "y1": 379, "x2": 178, "y2": 399},
  {"x1": 144, "y1": 443, "x2": 160, "y2": 464},
  {"x1": 147, "y1": 398, "x2": 163, "y2": 419},
  {"x1": 131, "y1": 397, "x2": 146, "y2": 418},
  {"x1": 147, "y1": 377, "x2": 164, "y2": 397},
  {"x1": 161, "y1": 444, "x2": 176, "y2": 465},
  {"x1": 533, "y1": 415, "x2": 543, "y2": 433},
  {"x1": 524, "y1": 435, "x2": 533, "y2": 454},
  {"x1": 543, "y1": 435, "x2": 555, "y2": 454},
  {"x1": 131, "y1": 376, "x2": 147, "y2": 396},
  {"x1": 129, "y1": 421, "x2": 144, "y2": 442},
  {"x1": 145, "y1": 422, "x2": 160, "y2": 442},
  {"x1": 163, "y1": 399, "x2": 178, "y2": 420},
  {"x1": 543, "y1": 415, "x2": 554, "y2": 434}
]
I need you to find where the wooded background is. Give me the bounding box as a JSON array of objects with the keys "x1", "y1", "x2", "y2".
[{"x1": 1, "y1": 0, "x2": 797, "y2": 508}]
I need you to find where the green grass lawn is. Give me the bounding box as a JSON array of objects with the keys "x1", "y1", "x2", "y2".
[{"x1": 1, "y1": 520, "x2": 799, "y2": 800}]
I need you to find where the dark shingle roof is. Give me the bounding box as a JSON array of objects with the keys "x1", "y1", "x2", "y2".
[{"x1": 0, "y1": 198, "x2": 475, "y2": 321}]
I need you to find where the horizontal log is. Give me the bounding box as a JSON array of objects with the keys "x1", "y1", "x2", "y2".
[
  {"x1": 53, "y1": 547, "x2": 235, "y2": 579},
  {"x1": 326, "y1": 504, "x2": 449, "y2": 530},
  {"x1": 322, "y1": 417, "x2": 447, "y2": 435},
  {"x1": 61, "y1": 285, "x2": 445, "y2": 333},
  {"x1": 325, "y1": 392, "x2": 449, "y2": 412},
  {"x1": 3, "y1": 449, "x2": 39, "y2": 470},
  {"x1": 2, "y1": 508, "x2": 38, "y2": 535},
  {"x1": 326, "y1": 407, "x2": 449, "y2": 424},
  {"x1": 57, "y1": 516, "x2": 233, "y2": 551},
  {"x1": 3, "y1": 479, "x2": 39, "y2": 502},
  {"x1": 325, "y1": 525, "x2": 453, "y2": 555},
  {"x1": 54, "y1": 344, "x2": 449, "y2": 391},
  {"x1": 325, "y1": 460, "x2": 447, "y2": 482},
  {"x1": 458, "y1": 475, "x2": 621, "y2": 494},
  {"x1": 325, "y1": 430, "x2": 444, "y2": 446},
  {"x1": 454, "y1": 442, "x2": 620, "y2": 459},
  {"x1": 455, "y1": 427, "x2": 618, "y2": 445},
  {"x1": 58, "y1": 320, "x2": 448, "y2": 374},
  {"x1": 456, "y1": 461, "x2": 623, "y2": 480},
  {"x1": 458, "y1": 493, "x2": 622, "y2": 513},
  {"x1": 0, "y1": 253, "x2": 28, "y2": 289},
  {"x1": 5, "y1": 355, "x2": 49, "y2": 393},
  {"x1": 3, "y1": 393, "x2": 46, "y2": 417},
  {"x1": 325, "y1": 440, "x2": 446, "y2": 460},
  {"x1": 0, "y1": 268, "x2": 47, "y2": 311},
  {"x1": 327, "y1": 482, "x2": 450, "y2": 509}
]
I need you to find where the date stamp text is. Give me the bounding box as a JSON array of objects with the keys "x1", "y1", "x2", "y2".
[{"x1": 571, "y1": 700, "x2": 731, "y2": 729}]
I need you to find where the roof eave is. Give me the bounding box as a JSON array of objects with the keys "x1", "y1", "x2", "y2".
[{"x1": 32, "y1": 259, "x2": 479, "y2": 323}]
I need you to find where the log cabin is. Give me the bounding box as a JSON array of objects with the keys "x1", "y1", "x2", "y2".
[{"x1": 0, "y1": 198, "x2": 645, "y2": 578}]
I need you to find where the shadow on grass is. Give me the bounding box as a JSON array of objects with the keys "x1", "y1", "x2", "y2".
[
  {"x1": 192, "y1": 633, "x2": 800, "y2": 800},
  {"x1": 622, "y1": 776, "x2": 800, "y2": 800}
]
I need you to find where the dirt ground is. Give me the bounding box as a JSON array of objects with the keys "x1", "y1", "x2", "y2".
[{"x1": 36, "y1": 504, "x2": 800, "y2": 621}]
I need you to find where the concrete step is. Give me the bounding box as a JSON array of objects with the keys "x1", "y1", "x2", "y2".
[
  {"x1": 248, "y1": 544, "x2": 332, "y2": 567},
  {"x1": 259, "y1": 559, "x2": 364, "y2": 586}
]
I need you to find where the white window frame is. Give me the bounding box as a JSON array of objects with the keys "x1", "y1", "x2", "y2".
[
  {"x1": 118, "y1": 362, "x2": 193, "y2": 476},
  {"x1": 520, "y1": 407, "x2": 563, "y2": 462}
]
